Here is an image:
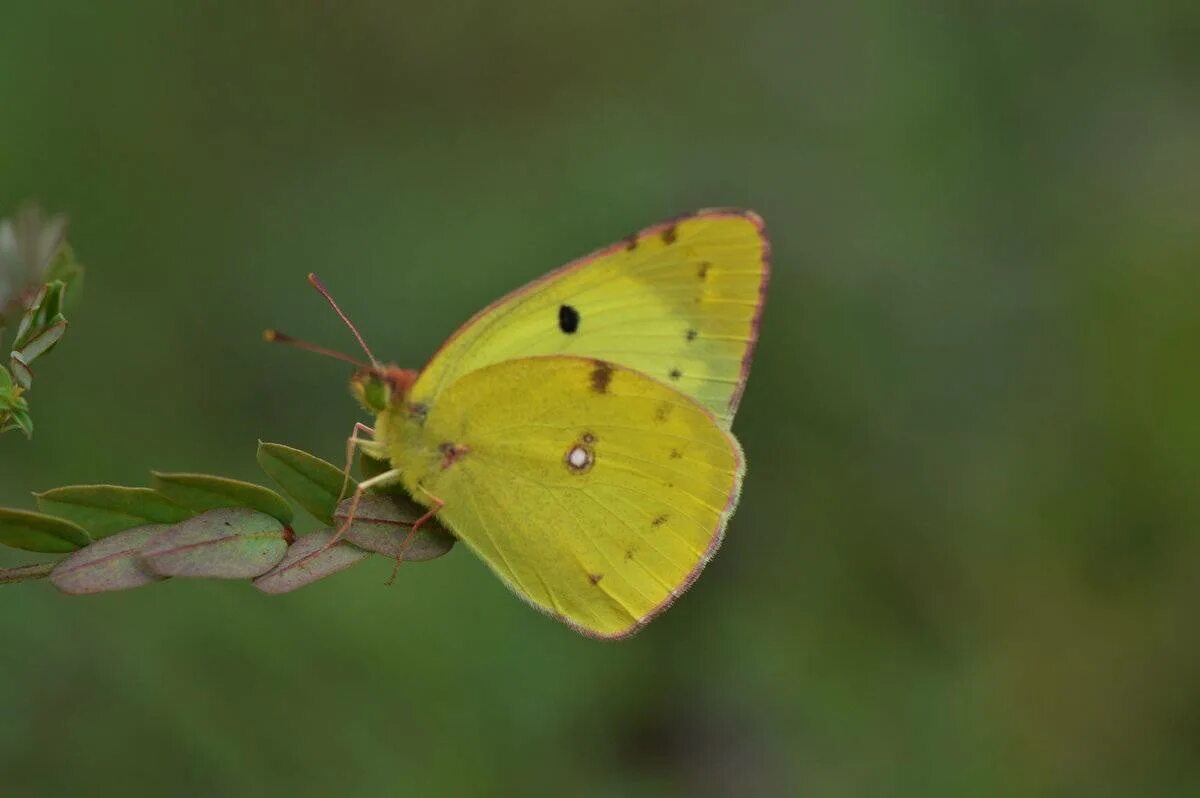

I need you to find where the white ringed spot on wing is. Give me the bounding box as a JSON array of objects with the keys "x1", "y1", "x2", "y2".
[{"x1": 564, "y1": 434, "x2": 596, "y2": 474}]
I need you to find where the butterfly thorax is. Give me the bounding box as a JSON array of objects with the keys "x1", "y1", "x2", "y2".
[{"x1": 350, "y1": 364, "x2": 448, "y2": 499}]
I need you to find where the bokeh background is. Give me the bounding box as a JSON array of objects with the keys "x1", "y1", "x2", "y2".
[{"x1": 2, "y1": 2, "x2": 1199, "y2": 795}]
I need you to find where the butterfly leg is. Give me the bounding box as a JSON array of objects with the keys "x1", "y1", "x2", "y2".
[
  {"x1": 340, "y1": 422, "x2": 376, "y2": 503},
  {"x1": 293, "y1": 468, "x2": 403, "y2": 570},
  {"x1": 408, "y1": 485, "x2": 445, "y2": 531},
  {"x1": 385, "y1": 486, "x2": 446, "y2": 585},
  {"x1": 325, "y1": 420, "x2": 380, "y2": 546},
  {"x1": 328, "y1": 468, "x2": 403, "y2": 545}
]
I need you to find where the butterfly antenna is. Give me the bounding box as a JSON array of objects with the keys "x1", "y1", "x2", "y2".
[
  {"x1": 307, "y1": 272, "x2": 380, "y2": 367},
  {"x1": 262, "y1": 329, "x2": 371, "y2": 369}
]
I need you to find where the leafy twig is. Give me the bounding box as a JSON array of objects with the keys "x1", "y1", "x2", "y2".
[
  {"x1": 0, "y1": 444, "x2": 455, "y2": 595},
  {"x1": 0, "y1": 204, "x2": 85, "y2": 438},
  {"x1": 0, "y1": 562, "x2": 55, "y2": 585}
]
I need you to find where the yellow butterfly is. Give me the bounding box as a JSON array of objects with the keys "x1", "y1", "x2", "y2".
[{"x1": 271, "y1": 209, "x2": 769, "y2": 639}]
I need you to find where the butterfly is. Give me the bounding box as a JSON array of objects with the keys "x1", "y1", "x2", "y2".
[{"x1": 268, "y1": 209, "x2": 769, "y2": 638}]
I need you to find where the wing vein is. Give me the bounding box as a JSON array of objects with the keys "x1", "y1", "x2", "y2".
[
  {"x1": 462, "y1": 470, "x2": 542, "y2": 610},
  {"x1": 581, "y1": 488, "x2": 689, "y2": 588},
  {"x1": 540, "y1": 486, "x2": 646, "y2": 618}
]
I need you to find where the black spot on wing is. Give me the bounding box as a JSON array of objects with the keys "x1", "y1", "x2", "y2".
[
  {"x1": 651, "y1": 514, "x2": 669, "y2": 527},
  {"x1": 661, "y1": 224, "x2": 678, "y2": 244},
  {"x1": 669, "y1": 368, "x2": 682, "y2": 381},
  {"x1": 698, "y1": 262, "x2": 711, "y2": 279},
  {"x1": 624, "y1": 233, "x2": 639, "y2": 251},
  {"x1": 591, "y1": 360, "x2": 614, "y2": 393},
  {"x1": 588, "y1": 573, "x2": 604, "y2": 585},
  {"x1": 558, "y1": 304, "x2": 580, "y2": 334},
  {"x1": 685, "y1": 328, "x2": 698, "y2": 342},
  {"x1": 669, "y1": 449, "x2": 682, "y2": 459}
]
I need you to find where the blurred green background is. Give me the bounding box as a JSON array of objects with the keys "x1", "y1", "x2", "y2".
[{"x1": 2, "y1": 2, "x2": 1199, "y2": 795}]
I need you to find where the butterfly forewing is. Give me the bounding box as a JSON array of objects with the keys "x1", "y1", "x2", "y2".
[{"x1": 409, "y1": 209, "x2": 768, "y2": 428}]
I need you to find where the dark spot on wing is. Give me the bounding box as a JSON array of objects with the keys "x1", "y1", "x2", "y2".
[
  {"x1": 670, "y1": 449, "x2": 682, "y2": 459},
  {"x1": 655, "y1": 403, "x2": 671, "y2": 422},
  {"x1": 588, "y1": 573, "x2": 604, "y2": 585},
  {"x1": 698, "y1": 262, "x2": 710, "y2": 279},
  {"x1": 438, "y1": 442, "x2": 470, "y2": 470},
  {"x1": 685, "y1": 328, "x2": 698, "y2": 342},
  {"x1": 591, "y1": 360, "x2": 614, "y2": 393},
  {"x1": 624, "y1": 233, "x2": 639, "y2": 251},
  {"x1": 669, "y1": 368, "x2": 682, "y2": 381},
  {"x1": 582, "y1": 432, "x2": 596, "y2": 444},
  {"x1": 651, "y1": 514, "x2": 669, "y2": 527},
  {"x1": 624, "y1": 548, "x2": 635, "y2": 561},
  {"x1": 558, "y1": 304, "x2": 580, "y2": 334},
  {"x1": 661, "y1": 224, "x2": 678, "y2": 245}
]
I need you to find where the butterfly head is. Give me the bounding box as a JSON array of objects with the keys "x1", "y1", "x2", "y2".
[{"x1": 350, "y1": 365, "x2": 417, "y2": 414}]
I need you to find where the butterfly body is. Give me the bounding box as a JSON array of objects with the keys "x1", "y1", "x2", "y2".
[{"x1": 344, "y1": 209, "x2": 768, "y2": 638}]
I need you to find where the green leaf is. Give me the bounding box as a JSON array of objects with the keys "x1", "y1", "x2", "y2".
[
  {"x1": 35, "y1": 485, "x2": 192, "y2": 539},
  {"x1": 257, "y1": 442, "x2": 355, "y2": 525},
  {"x1": 337, "y1": 494, "x2": 455, "y2": 562},
  {"x1": 9, "y1": 351, "x2": 31, "y2": 389},
  {"x1": 50, "y1": 525, "x2": 167, "y2": 594},
  {"x1": 37, "y1": 280, "x2": 65, "y2": 325},
  {"x1": 151, "y1": 472, "x2": 293, "y2": 525},
  {"x1": 253, "y1": 529, "x2": 369, "y2": 594},
  {"x1": 12, "y1": 282, "x2": 66, "y2": 351},
  {"x1": 46, "y1": 244, "x2": 84, "y2": 303},
  {"x1": 11, "y1": 284, "x2": 44, "y2": 345},
  {"x1": 1, "y1": 361, "x2": 29, "y2": 437},
  {"x1": 0, "y1": 507, "x2": 91, "y2": 552},
  {"x1": 4, "y1": 408, "x2": 33, "y2": 438},
  {"x1": 14, "y1": 318, "x2": 66, "y2": 364},
  {"x1": 140, "y1": 508, "x2": 290, "y2": 579}
]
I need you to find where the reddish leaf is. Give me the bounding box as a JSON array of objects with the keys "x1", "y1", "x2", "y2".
[
  {"x1": 338, "y1": 494, "x2": 455, "y2": 562},
  {"x1": 50, "y1": 525, "x2": 167, "y2": 594},
  {"x1": 140, "y1": 507, "x2": 289, "y2": 579},
  {"x1": 253, "y1": 530, "x2": 368, "y2": 594}
]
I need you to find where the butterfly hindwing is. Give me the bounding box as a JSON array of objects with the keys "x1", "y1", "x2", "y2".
[
  {"x1": 391, "y1": 356, "x2": 744, "y2": 639},
  {"x1": 409, "y1": 209, "x2": 769, "y2": 428}
]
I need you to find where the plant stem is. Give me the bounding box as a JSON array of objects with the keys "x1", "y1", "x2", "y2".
[{"x1": 0, "y1": 562, "x2": 54, "y2": 584}]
